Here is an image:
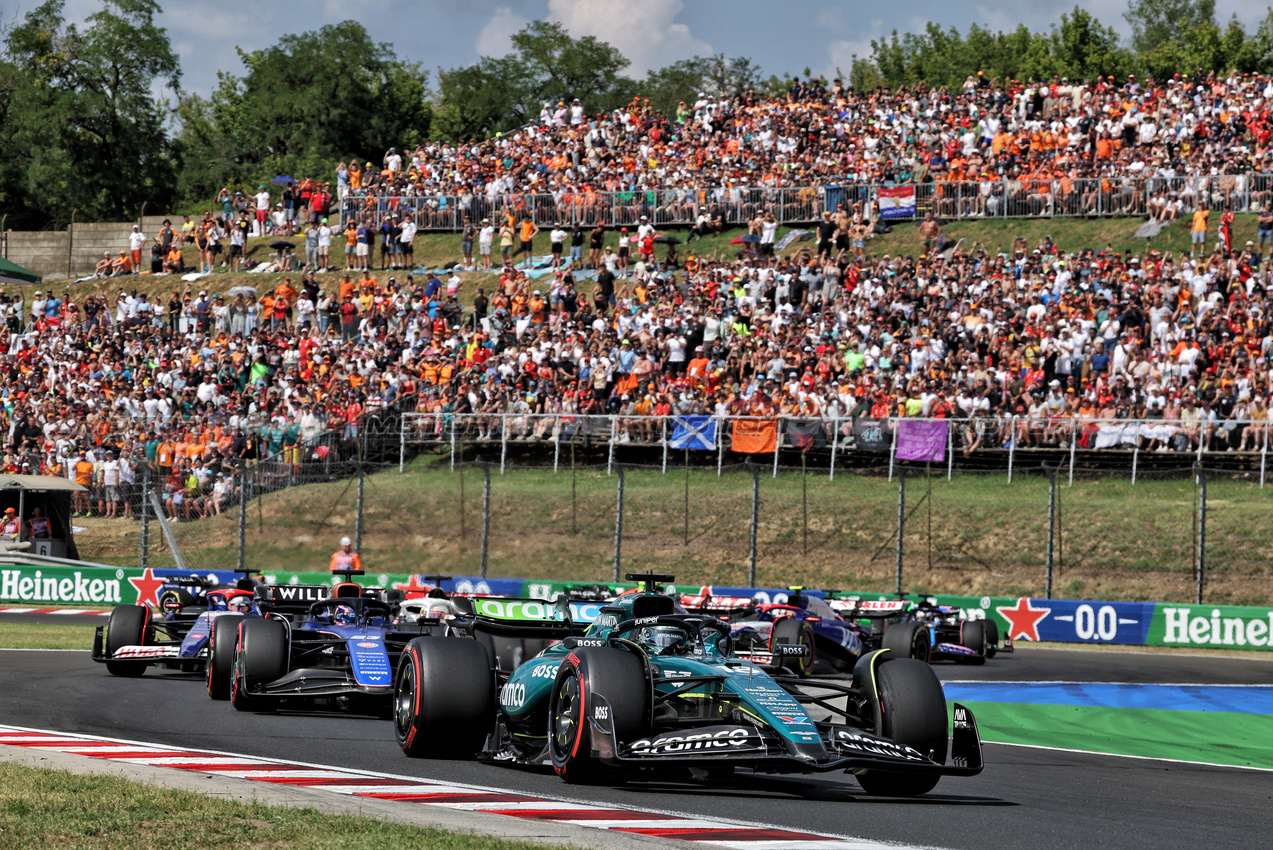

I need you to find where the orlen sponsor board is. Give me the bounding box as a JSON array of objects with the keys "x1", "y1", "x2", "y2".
[
  {"x1": 1149, "y1": 605, "x2": 1273, "y2": 650},
  {"x1": 0, "y1": 567, "x2": 123, "y2": 604}
]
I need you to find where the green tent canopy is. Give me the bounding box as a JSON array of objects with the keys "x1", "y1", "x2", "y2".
[{"x1": 0, "y1": 255, "x2": 40, "y2": 286}]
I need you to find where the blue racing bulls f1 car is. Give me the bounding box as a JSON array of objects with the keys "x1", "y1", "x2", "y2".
[
  {"x1": 394, "y1": 573, "x2": 984, "y2": 797},
  {"x1": 209, "y1": 570, "x2": 432, "y2": 714},
  {"x1": 92, "y1": 572, "x2": 260, "y2": 677}
]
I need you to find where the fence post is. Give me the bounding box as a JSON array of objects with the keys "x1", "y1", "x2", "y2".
[
  {"x1": 500, "y1": 414, "x2": 508, "y2": 475},
  {"x1": 1194, "y1": 464, "x2": 1206, "y2": 605},
  {"x1": 802, "y1": 452, "x2": 808, "y2": 557},
  {"x1": 139, "y1": 464, "x2": 151, "y2": 571},
  {"x1": 400, "y1": 413, "x2": 407, "y2": 473},
  {"x1": 895, "y1": 467, "x2": 905, "y2": 594},
  {"x1": 1068, "y1": 417, "x2": 1077, "y2": 486},
  {"x1": 553, "y1": 414, "x2": 561, "y2": 474},
  {"x1": 1045, "y1": 463, "x2": 1056, "y2": 599},
  {"x1": 449, "y1": 419, "x2": 456, "y2": 471},
  {"x1": 946, "y1": 421, "x2": 953, "y2": 481},
  {"x1": 478, "y1": 459, "x2": 492, "y2": 579},
  {"x1": 829, "y1": 417, "x2": 839, "y2": 481},
  {"x1": 1131, "y1": 443, "x2": 1139, "y2": 486},
  {"x1": 772, "y1": 422, "x2": 781, "y2": 478},
  {"x1": 354, "y1": 458, "x2": 365, "y2": 555},
  {"x1": 661, "y1": 418, "x2": 668, "y2": 475},
  {"x1": 613, "y1": 465, "x2": 625, "y2": 583},
  {"x1": 236, "y1": 464, "x2": 247, "y2": 573},
  {"x1": 1262, "y1": 423, "x2": 1269, "y2": 489},
  {"x1": 1007, "y1": 415, "x2": 1017, "y2": 484},
  {"x1": 888, "y1": 422, "x2": 898, "y2": 483},
  {"x1": 607, "y1": 415, "x2": 616, "y2": 476},
  {"x1": 747, "y1": 459, "x2": 760, "y2": 587},
  {"x1": 717, "y1": 417, "x2": 728, "y2": 478}
]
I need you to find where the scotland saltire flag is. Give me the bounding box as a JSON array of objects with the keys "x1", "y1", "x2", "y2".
[{"x1": 671, "y1": 416, "x2": 717, "y2": 450}]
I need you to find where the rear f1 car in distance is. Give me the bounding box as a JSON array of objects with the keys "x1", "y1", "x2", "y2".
[
  {"x1": 394, "y1": 573, "x2": 984, "y2": 797},
  {"x1": 92, "y1": 571, "x2": 260, "y2": 677}
]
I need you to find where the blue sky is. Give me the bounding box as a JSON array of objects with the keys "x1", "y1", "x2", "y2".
[{"x1": 35, "y1": 0, "x2": 1273, "y2": 98}]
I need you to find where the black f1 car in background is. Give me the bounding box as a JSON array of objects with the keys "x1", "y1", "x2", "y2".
[{"x1": 394, "y1": 573, "x2": 984, "y2": 797}]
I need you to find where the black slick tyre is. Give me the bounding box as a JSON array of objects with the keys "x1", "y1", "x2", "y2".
[
  {"x1": 206, "y1": 614, "x2": 244, "y2": 700},
  {"x1": 548, "y1": 647, "x2": 647, "y2": 784},
  {"x1": 958, "y1": 620, "x2": 987, "y2": 665},
  {"x1": 984, "y1": 619, "x2": 1001, "y2": 658},
  {"x1": 882, "y1": 620, "x2": 931, "y2": 663},
  {"x1": 857, "y1": 658, "x2": 947, "y2": 797},
  {"x1": 395, "y1": 638, "x2": 495, "y2": 758},
  {"x1": 771, "y1": 617, "x2": 815, "y2": 678},
  {"x1": 105, "y1": 605, "x2": 151, "y2": 677},
  {"x1": 231, "y1": 618, "x2": 286, "y2": 712}
]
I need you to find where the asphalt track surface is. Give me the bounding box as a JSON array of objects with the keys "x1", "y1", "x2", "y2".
[{"x1": 4, "y1": 647, "x2": 1271, "y2": 849}]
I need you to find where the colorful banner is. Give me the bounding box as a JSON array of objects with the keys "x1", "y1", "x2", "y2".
[
  {"x1": 783, "y1": 418, "x2": 826, "y2": 451},
  {"x1": 851, "y1": 417, "x2": 892, "y2": 453},
  {"x1": 896, "y1": 419, "x2": 948, "y2": 462},
  {"x1": 730, "y1": 418, "x2": 778, "y2": 454},
  {"x1": 877, "y1": 185, "x2": 917, "y2": 219},
  {"x1": 670, "y1": 416, "x2": 717, "y2": 450},
  {"x1": 1149, "y1": 604, "x2": 1273, "y2": 650}
]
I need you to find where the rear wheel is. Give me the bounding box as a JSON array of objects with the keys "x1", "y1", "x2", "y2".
[
  {"x1": 856, "y1": 658, "x2": 947, "y2": 797},
  {"x1": 958, "y1": 620, "x2": 987, "y2": 665},
  {"x1": 105, "y1": 605, "x2": 151, "y2": 677},
  {"x1": 395, "y1": 638, "x2": 495, "y2": 758},
  {"x1": 984, "y1": 619, "x2": 1001, "y2": 658},
  {"x1": 206, "y1": 614, "x2": 244, "y2": 700},
  {"x1": 882, "y1": 621, "x2": 931, "y2": 664},
  {"x1": 771, "y1": 617, "x2": 815, "y2": 678},
  {"x1": 231, "y1": 618, "x2": 287, "y2": 712},
  {"x1": 548, "y1": 648, "x2": 647, "y2": 784}
]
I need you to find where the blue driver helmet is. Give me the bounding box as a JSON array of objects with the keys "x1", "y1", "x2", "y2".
[{"x1": 332, "y1": 604, "x2": 357, "y2": 625}]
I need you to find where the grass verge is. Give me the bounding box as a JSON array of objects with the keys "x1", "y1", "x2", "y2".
[
  {"x1": 0, "y1": 622, "x2": 97, "y2": 650},
  {"x1": 0, "y1": 762, "x2": 559, "y2": 850}
]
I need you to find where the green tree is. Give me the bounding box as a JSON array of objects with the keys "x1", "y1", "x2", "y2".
[
  {"x1": 2, "y1": 0, "x2": 179, "y2": 225},
  {"x1": 1124, "y1": 0, "x2": 1216, "y2": 56},
  {"x1": 433, "y1": 21, "x2": 632, "y2": 140},
  {"x1": 174, "y1": 21, "x2": 431, "y2": 207}
]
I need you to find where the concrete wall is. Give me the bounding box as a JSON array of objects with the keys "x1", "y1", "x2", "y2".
[{"x1": 1, "y1": 216, "x2": 178, "y2": 282}]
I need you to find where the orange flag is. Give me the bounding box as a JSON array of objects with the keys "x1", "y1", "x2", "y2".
[{"x1": 731, "y1": 418, "x2": 777, "y2": 454}]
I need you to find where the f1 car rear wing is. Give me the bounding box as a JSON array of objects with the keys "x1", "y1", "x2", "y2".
[
  {"x1": 680, "y1": 591, "x2": 757, "y2": 616},
  {"x1": 254, "y1": 584, "x2": 337, "y2": 614},
  {"x1": 455, "y1": 596, "x2": 585, "y2": 636},
  {"x1": 828, "y1": 598, "x2": 913, "y2": 618}
]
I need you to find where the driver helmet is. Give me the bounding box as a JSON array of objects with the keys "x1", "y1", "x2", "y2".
[
  {"x1": 332, "y1": 604, "x2": 357, "y2": 625},
  {"x1": 636, "y1": 625, "x2": 686, "y2": 655},
  {"x1": 226, "y1": 595, "x2": 251, "y2": 613}
]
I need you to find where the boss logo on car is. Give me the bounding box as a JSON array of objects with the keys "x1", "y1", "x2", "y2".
[
  {"x1": 628, "y1": 725, "x2": 763, "y2": 755},
  {"x1": 777, "y1": 645, "x2": 808, "y2": 656},
  {"x1": 594, "y1": 705, "x2": 609, "y2": 720},
  {"x1": 833, "y1": 730, "x2": 926, "y2": 761},
  {"x1": 499, "y1": 682, "x2": 526, "y2": 708},
  {"x1": 530, "y1": 663, "x2": 560, "y2": 679},
  {"x1": 572, "y1": 638, "x2": 606, "y2": 647}
]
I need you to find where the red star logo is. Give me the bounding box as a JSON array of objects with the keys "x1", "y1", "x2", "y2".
[
  {"x1": 128, "y1": 568, "x2": 167, "y2": 608},
  {"x1": 996, "y1": 597, "x2": 1052, "y2": 642},
  {"x1": 392, "y1": 575, "x2": 437, "y2": 597}
]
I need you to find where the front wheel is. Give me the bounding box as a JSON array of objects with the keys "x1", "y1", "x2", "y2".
[
  {"x1": 856, "y1": 658, "x2": 947, "y2": 797},
  {"x1": 771, "y1": 617, "x2": 815, "y2": 678},
  {"x1": 231, "y1": 618, "x2": 286, "y2": 712},
  {"x1": 394, "y1": 638, "x2": 495, "y2": 758},
  {"x1": 882, "y1": 620, "x2": 931, "y2": 664},
  {"x1": 958, "y1": 620, "x2": 987, "y2": 666},
  {"x1": 206, "y1": 614, "x2": 244, "y2": 699},
  {"x1": 105, "y1": 605, "x2": 151, "y2": 677},
  {"x1": 548, "y1": 647, "x2": 647, "y2": 784}
]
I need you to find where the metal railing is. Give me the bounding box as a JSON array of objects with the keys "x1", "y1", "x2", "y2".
[
  {"x1": 400, "y1": 412, "x2": 1273, "y2": 485},
  {"x1": 339, "y1": 174, "x2": 1273, "y2": 231}
]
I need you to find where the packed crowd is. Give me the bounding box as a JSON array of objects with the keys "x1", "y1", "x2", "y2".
[
  {"x1": 335, "y1": 68, "x2": 1273, "y2": 229},
  {"x1": 11, "y1": 69, "x2": 1273, "y2": 531}
]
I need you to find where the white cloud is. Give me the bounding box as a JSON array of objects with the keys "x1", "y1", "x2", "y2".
[
  {"x1": 824, "y1": 19, "x2": 885, "y2": 84},
  {"x1": 476, "y1": 6, "x2": 530, "y2": 57},
  {"x1": 546, "y1": 0, "x2": 712, "y2": 77}
]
